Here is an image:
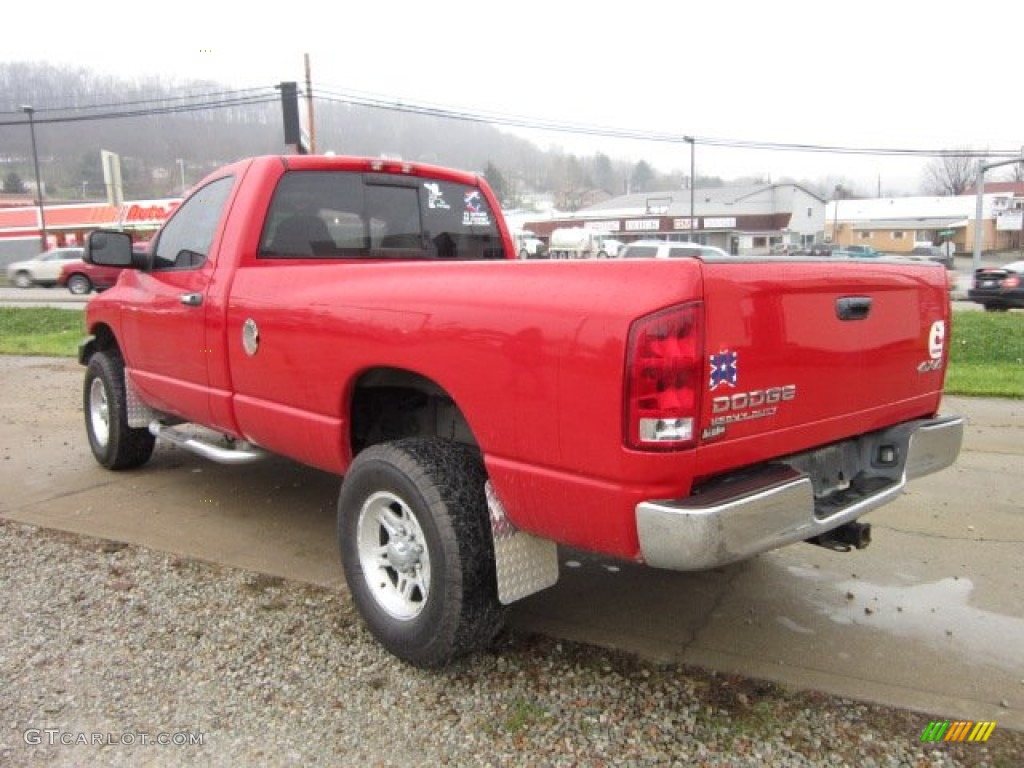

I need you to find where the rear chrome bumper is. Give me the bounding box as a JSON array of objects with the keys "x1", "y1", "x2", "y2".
[{"x1": 636, "y1": 415, "x2": 964, "y2": 570}]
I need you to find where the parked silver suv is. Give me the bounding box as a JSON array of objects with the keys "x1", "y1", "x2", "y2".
[
  {"x1": 6, "y1": 247, "x2": 85, "y2": 288},
  {"x1": 618, "y1": 240, "x2": 729, "y2": 259}
]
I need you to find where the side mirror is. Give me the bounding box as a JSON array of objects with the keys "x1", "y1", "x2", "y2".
[{"x1": 85, "y1": 230, "x2": 135, "y2": 267}]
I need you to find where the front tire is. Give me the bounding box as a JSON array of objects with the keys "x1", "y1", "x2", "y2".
[
  {"x1": 13, "y1": 271, "x2": 32, "y2": 288},
  {"x1": 338, "y1": 438, "x2": 504, "y2": 667},
  {"x1": 68, "y1": 273, "x2": 92, "y2": 295},
  {"x1": 84, "y1": 351, "x2": 156, "y2": 470}
]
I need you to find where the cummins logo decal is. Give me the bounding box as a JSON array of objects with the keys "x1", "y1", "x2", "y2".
[
  {"x1": 918, "y1": 320, "x2": 946, "y2": 374},
  {"x1": 929, "y1": 320, "x2": 945, "y2": 359}
]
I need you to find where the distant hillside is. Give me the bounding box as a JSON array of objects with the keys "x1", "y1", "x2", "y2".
[{"x1": 0, "y1": 61, "x2": 668, "y2": 207}]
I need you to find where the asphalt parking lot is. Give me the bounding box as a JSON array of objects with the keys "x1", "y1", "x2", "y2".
[{"x1": 0, "y1": 356, "x2": 1021, "y2": 731}]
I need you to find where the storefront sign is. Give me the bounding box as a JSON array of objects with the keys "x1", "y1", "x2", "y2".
[
  {"x1": 703, "y1": 217, "x2": 736, "y2": 229},
  {"x1": 120, "y1": 202, "x2": 179, "y2": 224},
  {"x1": 996, "y1": 211, "x2": 1023, "y2": 231},
  {"x1": 625, "y1": 219, "x2": 660, "y2": 232},
  {"x1": 583, "y1": 220, "x2": 621, "y2": 232}
]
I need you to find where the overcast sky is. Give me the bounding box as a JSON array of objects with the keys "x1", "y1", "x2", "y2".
[{"x1": 5, "y1": 0, "x2": 1022, "y2": 195}]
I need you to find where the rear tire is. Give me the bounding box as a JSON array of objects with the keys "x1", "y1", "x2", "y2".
[
  {"x1": 84, "y1": 351, "x2": 156, "y2": 470},
  {"x1": 338, "y1": 438, "x2": 504, "y2": 667}
]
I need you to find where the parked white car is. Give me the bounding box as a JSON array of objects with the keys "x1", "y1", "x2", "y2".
[
  {"x1": 6, "y1": 247, "x2": 84, "y2": 288},
  {"x1": 619, "y1": 240, "x2": 729, "y2": 259}
]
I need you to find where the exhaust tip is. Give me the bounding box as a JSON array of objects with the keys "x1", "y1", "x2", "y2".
[{"x1": 808, "y1": 521, "x2": 872, "y2": 552}]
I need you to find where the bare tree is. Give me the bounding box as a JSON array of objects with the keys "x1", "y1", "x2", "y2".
[{"x1": 922, "y1": 150, "x2": 979, "y2": 196}]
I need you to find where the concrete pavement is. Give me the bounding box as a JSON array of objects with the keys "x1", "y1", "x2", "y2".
[{"x1": 1, "y1": 356, "x2": 1021, "y2": 729}]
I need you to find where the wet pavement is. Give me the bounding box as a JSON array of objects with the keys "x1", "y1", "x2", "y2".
[{"x1": 1, "y1": 356, "x2": 1021, "y2": 729}]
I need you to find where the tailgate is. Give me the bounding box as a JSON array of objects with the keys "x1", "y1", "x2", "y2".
[{"x1": 695, "y1": 259, "x2": 950, "y2": 479}]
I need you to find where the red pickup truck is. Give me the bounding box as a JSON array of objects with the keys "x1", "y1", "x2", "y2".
[{"x1": 80, "y1": 155, "x2": 963, "y2": 666}]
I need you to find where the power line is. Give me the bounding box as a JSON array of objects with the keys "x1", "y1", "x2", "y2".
[
  {"x1": 313, "y1": 85, "x2": 1022, "y2": 161},
  {"x1": 2, "y1": 80, "x2": 1019, "y2": 163},
  {"x1": 0, "y1": 85, "x2": 278, "y2": 117},
  {"x1": 0, "y1": 88, "x2": 280, "y2": 127}
]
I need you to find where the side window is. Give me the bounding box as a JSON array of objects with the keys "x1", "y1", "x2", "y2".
[
  {"x1": 623, "y1": 246, "x2": 658, "y2": 259},
  {"x1": 670, "y1": 248, "x2": 698, "y2": 258},
  {"x1": 152, "y1": 176, "x2": 234, "y2": 270}
]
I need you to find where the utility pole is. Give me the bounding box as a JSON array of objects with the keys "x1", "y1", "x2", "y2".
[
  {"x1": 684, "y1": 136, "x2": 695, "y2": 241},
  {"x1": 832, "y1": 185, "x2": 843, "y2": 245},
  {"x1": 20, "y1": 106, "x2": 48, "y2": 252},
  {"x1": 304, "y1": 53, "x2": 317, "y2": 154}
]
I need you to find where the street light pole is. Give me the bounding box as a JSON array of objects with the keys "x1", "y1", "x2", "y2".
[
  {"x1": 176, "y1": 159, "x2": 186, "y2": 196},
  {"x1": 972, "y1": 151, "x2": 1024, "y2": 271},
  {"x1": 832, "y1": 185, "x2": 842, "y2": 244},
  {"x1": 20, "y1": 106, "x2": 48, "y2": 252},
  {"x1": 684, "y1": 136, "x2": 695, "y2": 241}
]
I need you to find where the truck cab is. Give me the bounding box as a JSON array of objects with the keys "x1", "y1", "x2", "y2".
[{"x1": 511, "y1": 229, "x2": 547, "y2": 259}]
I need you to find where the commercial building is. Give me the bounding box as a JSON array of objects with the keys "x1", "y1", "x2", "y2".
[
  {"x1": 0, "y1": 199, "x2": 179, "y2": 267},
  {"x1": 523, "y1": 183, "x2": 827, "y2": 255},
  {"x1": 826, "y1": 186, "x2": 1024, "y2": 255}
]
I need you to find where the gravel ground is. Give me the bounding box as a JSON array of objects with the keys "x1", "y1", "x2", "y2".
[{"x1": 1, "y1": 520, "x2": 1020, "y2": 768}]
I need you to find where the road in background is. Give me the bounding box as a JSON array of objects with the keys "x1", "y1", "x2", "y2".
[
  {"x1": 4, "y1": 250, "x2": 1023, "y2": 310},
  {"x1": 0, "y1": 286, "x2": 88, "y2": 309}
]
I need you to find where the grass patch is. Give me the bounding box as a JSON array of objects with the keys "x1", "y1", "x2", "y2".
[
  {"x1": 0, "y1": 307, "x2": 85, "y2": 357},
  {"x1": 500, "y1": 697, "x2": 548, "y2": 734},
  {"x1": 945, "y1": 311, "x2": 1024, "y2": 398}
]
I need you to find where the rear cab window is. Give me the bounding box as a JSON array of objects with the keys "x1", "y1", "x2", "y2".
[{"x1": 258, "y1": 171, "x2": 507, "y2": 260}]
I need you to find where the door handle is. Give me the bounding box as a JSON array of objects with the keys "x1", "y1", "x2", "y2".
[
  {"x1": 180, "y1": 293, "x2": 203, "y2": 307},
  {"x1": 836, "y1": 296, "x2": 871, "y2": 321}
]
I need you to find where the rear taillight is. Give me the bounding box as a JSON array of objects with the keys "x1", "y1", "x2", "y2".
[
  {"x1": 624, "y1": 303, "x2": 703, "y2": 450},
  {"x1": 1005, "y1": 274, "x2": 1020, "y2": 288}
]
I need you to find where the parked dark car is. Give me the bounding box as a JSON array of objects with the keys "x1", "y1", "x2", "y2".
[
  {"x1": 909, "y1": 245, "x2": 955, "y2": 270},
  {"x1": 58, "y1": 242, "x2": 149, "y2": 294},
  {"x1": 843, "y1": 244, "x2": 889, "y2": 258},
  {"x1": 793, "y1": 242, "x2": 842, "y2": 257},
  {"x1": 968, "y1": 261, "x2": 1024, "y2": 311}
]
